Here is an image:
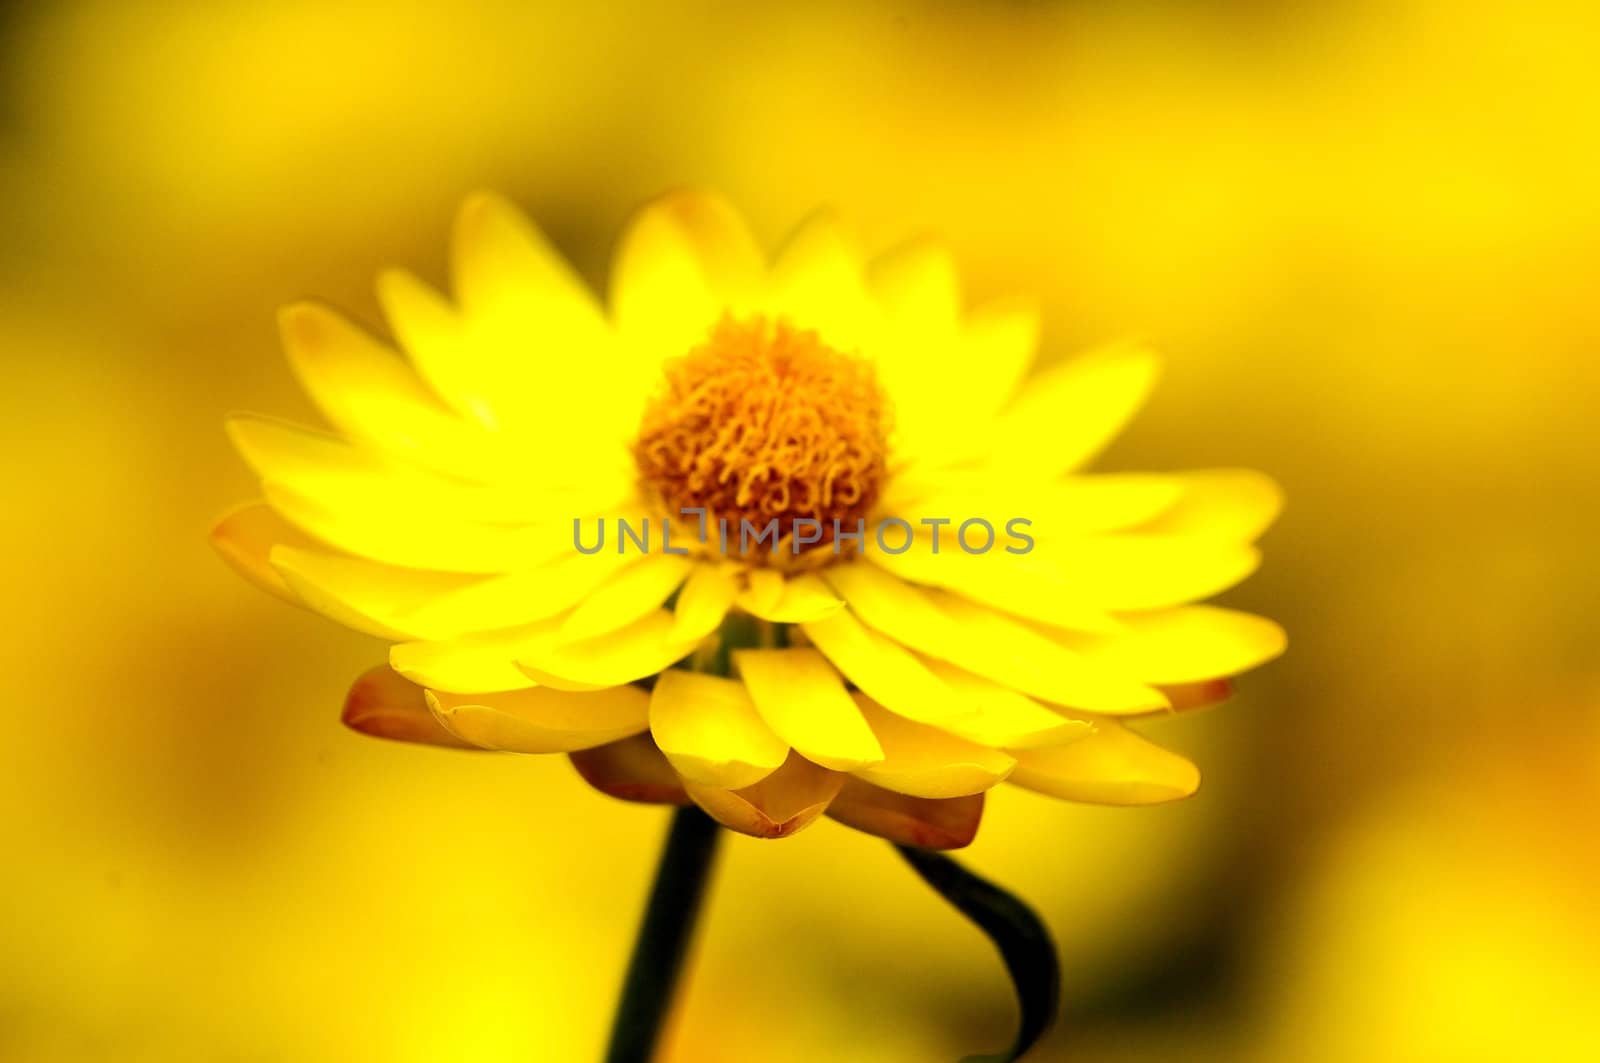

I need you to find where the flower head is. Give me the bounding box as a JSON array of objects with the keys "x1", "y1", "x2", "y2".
[{"x1": 213, "y1": 190, "x2": 1285, "y2": 848}]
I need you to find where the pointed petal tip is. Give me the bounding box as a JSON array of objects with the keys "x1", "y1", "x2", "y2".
[
  {"x1": 374, "y1": 264, "x2": 429, "y2": 305},
  {"x1": 1009, "y1": 727, "x2": 1202, "y2": 806},
  {"x1": 684, "y1": 783, "x2": 834, "y2": 839},
  {"x1": 209, "y1": 500, "x2": 306, "y2": 603},
  {"x1": 568, "y1": 734, "x2": 691, "y2": 806},
  {"x1": 342, "y1": 667, "x2": 478, "y2": 749},
  {"x1": 681, "y1": 752, "x2": 845, "y2": 839},
  {"x1": 277, "y1": 301, "x2": 334, "y2": 351},
  {"x1": 827, "y1": 781, "x2": 984, "y2": 850},
  {"x1": 455, "y1": 188, "x2": 515, "y2": 230},
  {"x1": 1154, "y1": 677, "x2": 1235, "y2": 712},
  {"x1": 640, "y1": 185, "x2": 739, "y2": 218}
]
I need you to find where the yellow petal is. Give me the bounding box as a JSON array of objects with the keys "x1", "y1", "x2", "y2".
[
  {"x1": 269, "y1": 544, "x2": 477, "y2": 640},
  {"x1": 823, "y1": 565, "x2": 1166, "y2": 714},
  {"x1": 990, "y1": 340, "x2": 1160, "y2": 474},
  {"x1": 1050, "y1": 606, "x2": 1287, "y2": 684},
  {"x1": 1032, "y1": 475, "x2": 1187, "y2": 533},
  {"x1": 209, "y1": 500, "x2": 318, "y2": 603},
  {"x1": 451, "y1": 191, "x2": 602, "y2": 341},
  {"x1": 375, "y1": 267, "x2": 491, "y2": 426},
  {"x1": 1157, "y1": 678, "x2": 1234, "y2": 712},
  {"x1": 768, "y1": 208, "x2": 875, "y2": 353},
  {"x1": 1049, "y1": 535, "x2": 1263, "y2": 610},
  {"x1": 799, "y1": 607, "x2": 967, "y2": 729},
  {"x1": 874, "y1": 529, "x2": 1261, "y2": 613},
  {"x1": 569, "y1": 734, "x2": 689, "y2": 805},
  {"x1": 867, "y1": 239, "x2": 964, "y2": 454},
  {"x1": 735, "y1": 568, "x2": 785, "y2": 617},
  {"x1": 232, "y1": 414, "x2": 566, "y2": 524},
  {"x1": 931, "y1": 591, "x2": 1170, "y2": 713},
  {"x1": 648, "y1": 670, "x2": 789, "y2": 789},
  {"x1": 1009, "y1": 722, "x2": 1200, "y2": 805},
  {"x1": 862, "y1": 532, "x2": 1122, "y2": 632},
  {"x1": 516, "y1": 610, "x2": 696, "y2": 691},
  {"x1": 671, "y1": 564, "x2": 738, "y2": 642},
  {"x1": 341, "y1": 666, "x2": 479, "y2": 750},
  {"x1": 390, "y1": 624, "x2": 553, "y2": 694},
  {"x1": 683, "y1": 751, "x2": 844, "y2": 840},
  {"x1": 956, "y1": 296, "x2": 1039, "y2": 421},
  {"x1": 868, "y1": 237, "x2": 960, "y2": 335},
  {"x1": 427, "y1": 684, "x2": 649, "y2": 754},
  {"x1": 1139, "y1": 469, "x2": 1284, "y2": 542},
  {"x1": 228, "y1": 408, "x2": 627, "y2": 525},
  {"x1": 737, "y1": 573, "x2": 845, "y2": 623},
  {"x1": 278, "y1": 301, "x2": 505, "y2": 479},
  {"x1": 921, "y1": 659, "x2": 1096, "y2": 750},
  {"x1": 825, "y1": 777, "x2": 984, "y2": 850},
  {"x1": 610, "y1": 189, "x2": 764, "y2": 365},
  {"x1": 731, "y1": 648, "x2": 884, "y2": 771},
  {"x1": 880, "y1": 472, "x2": 1183, "y2": 536},
  {"x1": 261, "y1": 481, "x2": 571, "y2": 574},
  {"x1": 558, "y1": 555, "x2": 693, "y2": 642},
  {"x1": 850, "y1": 695, "x2": 1015, "y2": 799},
  {"x1": 396, "y1": 551, "x2": 641, "y2": 636},
  {"x1": 449, "y1": 193, "x2": 617, "y2": 439}
]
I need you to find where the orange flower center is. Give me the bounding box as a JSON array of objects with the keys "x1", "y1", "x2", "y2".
[{"x1": 633, "y1": 316, "x2": 890, "y2": 563}]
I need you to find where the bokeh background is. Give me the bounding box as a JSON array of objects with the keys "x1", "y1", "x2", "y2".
[{"x1": 3, "y1": 1, "x2": 1597, "y2": 1060}]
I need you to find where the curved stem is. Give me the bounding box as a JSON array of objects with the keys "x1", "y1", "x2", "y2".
[
  {"x1": 604, "y1": 805, "x2": 722, "y2": 1063},
  {"x1": 895, "y1": 844, "x2": 1061, "y2": 1063}
]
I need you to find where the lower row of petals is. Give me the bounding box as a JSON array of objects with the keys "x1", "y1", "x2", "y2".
[{"x1": 339, "y1": 666, "x2": 1201, "y2": 848}]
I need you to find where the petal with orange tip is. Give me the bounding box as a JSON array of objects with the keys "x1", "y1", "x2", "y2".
[
  {"x1": 1154, "y1": 678, "x2": 1234, "y2": 712},
  {"x1": 341, "y1": 666, "x2": 479, "y2": 750},
  {"x1": 569, "y1": 734, "x2": 689, "y2": 806},
  {"x1": 683, "y1": 752, "x2": 845, "y2": 840},
  {"x1": 209, "y1": 500, "x2": 317, "y2": 604},
  {"x1": 825, "y1": 777, "x2": 985, "y2": 851}
]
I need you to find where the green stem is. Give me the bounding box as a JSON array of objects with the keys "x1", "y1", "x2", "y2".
[
  {"x1": 604, "y1": 805, "x2": 722, "y2": 1063},
  {"x1": 895, "y1": 845, "x2": 1061, "y2": 1063}
]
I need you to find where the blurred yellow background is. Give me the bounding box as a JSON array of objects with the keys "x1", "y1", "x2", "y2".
[{"x1": 2, "y1": 1, "x2": 1596, "y2": 1060}]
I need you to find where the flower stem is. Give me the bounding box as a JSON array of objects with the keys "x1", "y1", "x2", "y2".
[{"x1": 604, "y1": 805, "x2": 722, "y2": 1063}]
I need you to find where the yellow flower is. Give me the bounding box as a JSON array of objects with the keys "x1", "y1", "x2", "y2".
[{"x1": 212, "y1": 190, "x2": 1285, "y2": 847}]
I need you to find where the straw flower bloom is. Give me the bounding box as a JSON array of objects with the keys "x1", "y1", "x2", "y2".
[{"x1": 213, "y1": 190, "x2": 1284, "y2": 848}]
